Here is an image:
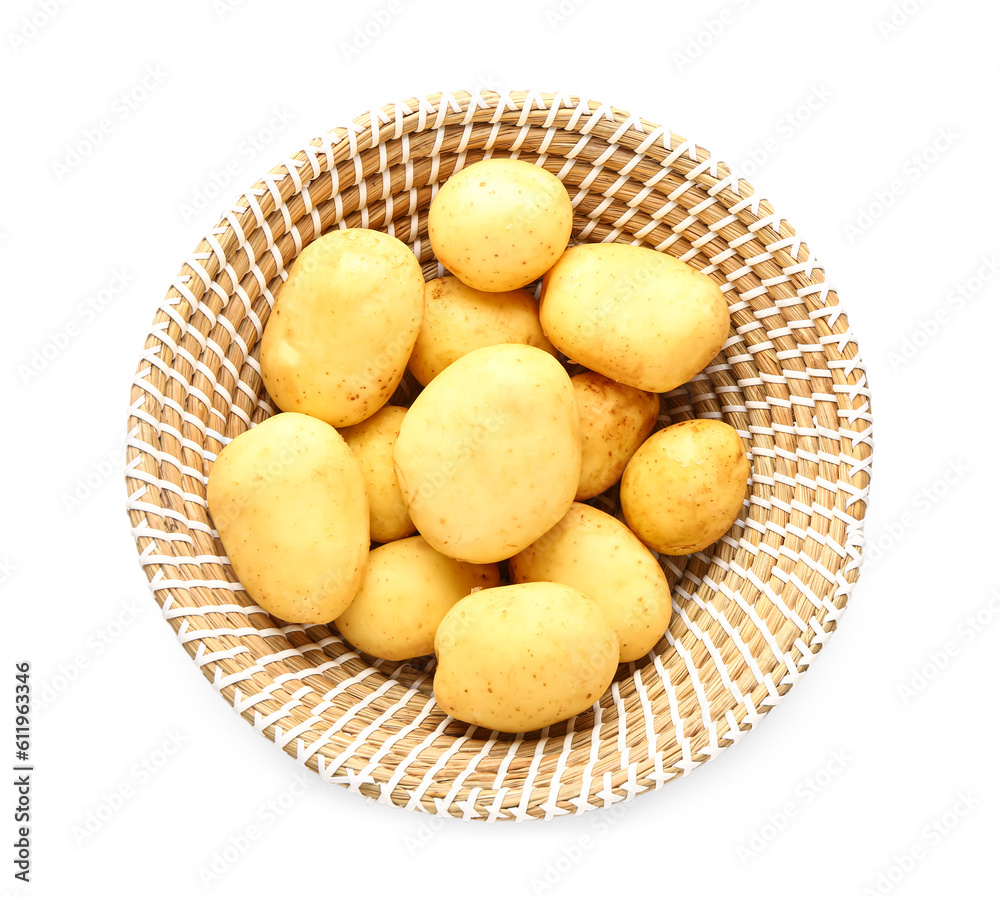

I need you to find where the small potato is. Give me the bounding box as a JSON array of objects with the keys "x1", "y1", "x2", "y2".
[
  {"x1": 260, "y1": 228, "x2": 425, "y2": 427},
  {"x1": 394, "y1": 344, "x2": 581, "y2": 564},
  {"x1": 207, "y1": 412, "x2": 369, "y2": 623},
  {"x1": 540, "y1": 242, "x2": 729, "y2": 392},
  {"x1": 335, "y1": 536, "x2": 499, "y2": 661},
  {"x1": 408, "y1": 276, "x2": 558, "y2": 385},
  {"x1": 572, "y1": 372, "x2": 659, "y2": 500},
  {"x1": 510, "y1": 503, "x2": 672, "y2": 663},
  {"x1": 339, "y1": 405, "x2": 415, "y2": 544},
  {"x1": 428, "y1": 158, "x2": 573, "y2": 292},
  {"x1": 621, "y1": 419, "x2": 749, "y2": 555},
  {"x1": 434, "y1": 582, "x2": 619, "y2": 733}
]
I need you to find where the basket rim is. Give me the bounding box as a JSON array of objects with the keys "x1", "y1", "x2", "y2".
[{"x1": 124, "y1": 88, "x2": 873, "y2": 821}]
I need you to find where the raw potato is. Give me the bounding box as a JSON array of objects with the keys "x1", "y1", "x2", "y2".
[
  {"x1": 335, "y1": 536, "x2": 499, "y2": 661},
  {"x1": 428, "y1": 158, "x2": 573, "y2": 292},
  {"x1": 260, "y1": 228, "x2": 425, "y2": 427},
  {"x1": 572, "y1": 372, "x2": 659, "y2": 500},
  {"x1": 510, "y1": 503, "x2": 672, "y2": 663},
  {"x1": 339, "y1": 405, "x2": 415, "y2": 544},
  {"x1": 621, "y1": 419, "x2": 749, "y2": 555},
  {"x1": 394, "y1": 344, "x2": 582, "y2": 564},
  {"x1": 540, "y1": 243, "x2": 729, "y2": 392},
  {"x1": 206, "y1": 413, "x2": 369, "y2": 623},
  {"x1": 434, "y1": 582, "x2": 619, "y2": 733},
  {"x1": 408, "y1": 276, "x2": 558, "y2": 385}
]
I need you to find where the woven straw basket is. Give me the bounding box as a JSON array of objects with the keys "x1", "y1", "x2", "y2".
[{"x1": 125, "y1": 90, "x2": 873, "y2": 821}]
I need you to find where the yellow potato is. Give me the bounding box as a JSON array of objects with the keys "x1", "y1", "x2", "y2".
[
  {"x1": 428, "y1": 158, "x2": 573, "y2": 292},
  {"x1": 408, "y1": 276, "x2": 558, "y2": 385},
  {"x1": 510, "y1": 503, "x2": 671, "y2": 663},
  {"x1": 621, "y1": 419, "x2": 749, "y2": 555},
  {"x1": 206, "y1": 412, "x2": 369, "y2": 623},
  {"x1": 394, "y1": 344, "x2": 581, "y2": 564},
  {"x1": 260, "y1": 228, "x2": 424, "y2": 427},
  {"x1": 339, "y1": 405, "x2": 415, "y2": 544},
  {"x1": 434, "y1": 582, "x2": 619, "y2": 733},
  {"x1": 572, "y1": 371, "x2": 659, "y2": 500},
  {"x1": 334, "y1": 536, "x2": 499, "y2": 661},
  {"x1": 540, "y1": 243, "x2": 729, "y2": 392}
]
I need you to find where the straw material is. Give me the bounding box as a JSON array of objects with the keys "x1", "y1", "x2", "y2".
[{"x1": 125, "y1": 90, "x2": 873, "y2": 820}]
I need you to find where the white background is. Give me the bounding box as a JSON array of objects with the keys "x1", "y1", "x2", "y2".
[{"x1": 2, "y1": 0, "x2": 997, "y2": 894}]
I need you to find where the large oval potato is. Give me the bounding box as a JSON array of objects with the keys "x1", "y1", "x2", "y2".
[
  {"x1": 206, "y1": 412, "x2": 369, "y2": 623},
  {"x1": 429, "y1": 158, "x2": 573, "y2": 292},
  {"x1": 408, "y1": 276, "x2": 557, "y2": 385},
  {"x1": 572, "y1": 371, "x2": 659, "y2": 500},
  {"x1": 540, "y1": 243, "x2": 729, "y2": 392},
  {"x1": 339, "y1": 405, "x2": 415, "y2": 544},
  {"x1": 260, "y1": 228, "x2": 425, "y2": 427},
  {"x1": 393, "y1": 344, "x2": 581, "y2": 564},
  {"x1": 621, "y1": 419, "x2": 749, "y2": 555},
  {"x1": 334, "y1": 536, "x2": 499, "y2": 661},
  {"x1": 510, "y1": 503, "x2": 672, "y2": 663},
  {"x1": 434, "y1": 582, "x2": 619, "y2": 733}
]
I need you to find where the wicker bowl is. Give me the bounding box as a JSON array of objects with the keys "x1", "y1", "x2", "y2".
[{"x1": 125, "y1": 90, "x2": 872, "y2": 820}]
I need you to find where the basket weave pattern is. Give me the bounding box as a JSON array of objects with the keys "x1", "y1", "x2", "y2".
[{"x1": 125, "y1": 90, "x2": 872, "y2": 820}]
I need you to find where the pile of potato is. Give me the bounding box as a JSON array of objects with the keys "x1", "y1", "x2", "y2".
[{"x1": 207, "y1": 158, "x2": 749, "y2": 734}]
